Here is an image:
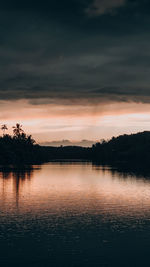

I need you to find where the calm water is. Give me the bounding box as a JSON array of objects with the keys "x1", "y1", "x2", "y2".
[{"x1": 1, "y1": 162, "x2": 150, "y2": 266}]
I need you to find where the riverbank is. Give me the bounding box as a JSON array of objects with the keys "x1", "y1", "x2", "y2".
[{"x1": 1, "y1": 131, "x2": 150, "y2": 166}]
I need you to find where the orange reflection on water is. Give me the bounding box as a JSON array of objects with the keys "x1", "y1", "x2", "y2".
[{"x1": 0, "y1": 163, "x2": 150, "y2": 219}]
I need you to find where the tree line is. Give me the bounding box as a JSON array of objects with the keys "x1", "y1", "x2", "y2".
[
  {"x1": 1, "y1": 123, "x2": 34, "y2": 143},
  {"x1": 0, "y1": 123, "x2": 48, "y2": 164},
  {"x1": 0, "y1": 125, "x2": 150, "y2": 167},
  {"x1": 41, "y1": 131, "x2": 150, "y2": 168}
]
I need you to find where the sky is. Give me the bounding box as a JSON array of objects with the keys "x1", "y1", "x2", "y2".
[{"x1": 1, "y1": 0, "x2": 150, "y2": 144}]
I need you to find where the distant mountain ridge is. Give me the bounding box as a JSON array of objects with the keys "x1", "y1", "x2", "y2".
[{"x1": 39, "y1": 139, "x2": 96, "y2": 147}]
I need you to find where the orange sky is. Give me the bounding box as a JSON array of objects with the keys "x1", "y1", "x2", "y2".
[{"x1": 1, "y1": 99, "x2": 150, "y2": 143}]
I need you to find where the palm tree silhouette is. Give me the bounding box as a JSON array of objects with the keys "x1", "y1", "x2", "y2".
[
  {"x1": 12, "y1": 123, "x2": 24, "y2": 137},
  {"x1": 1, "y1": 124, "x2": 8, "y2": 135}
]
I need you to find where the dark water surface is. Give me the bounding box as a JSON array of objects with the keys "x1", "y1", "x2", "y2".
[{"x1": 1, "y1": 162, "x2": 150, "y2": 266}]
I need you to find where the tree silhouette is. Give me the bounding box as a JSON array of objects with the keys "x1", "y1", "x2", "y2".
[
  {"x1": 12, "y1": 123, "x2": 24, "y2": 137},
  {"x1": 1, "y1": 124, "x2": 8, "y2": 135}
]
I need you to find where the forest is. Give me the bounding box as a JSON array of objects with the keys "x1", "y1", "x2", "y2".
[{"x1": 0, "y1": 123, "x2": 150, "y2": 166}]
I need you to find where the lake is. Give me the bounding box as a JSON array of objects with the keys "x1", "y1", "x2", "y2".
[{"x1": 1, "y1": 162, "x2": 150, "y2": 266}]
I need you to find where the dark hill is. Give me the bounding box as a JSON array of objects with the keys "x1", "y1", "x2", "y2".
[
  {"x1": 91, "y1": 131, "x2": 150, "y2": 165},
  {"x1": 0, "y1": 130, "x2": 150, "y2": 166},
  {"x1": 39, "y1": 131, "x2": 150, "y2": 166}
]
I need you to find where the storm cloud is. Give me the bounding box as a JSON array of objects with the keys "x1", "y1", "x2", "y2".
[{"x1": 1, "y1": 0, "x2": 150, "y2": 105}]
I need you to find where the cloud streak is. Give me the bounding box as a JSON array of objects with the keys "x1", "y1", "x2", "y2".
[{"x1": 85, "y1": 0, "x2": 126, "y2": 16}]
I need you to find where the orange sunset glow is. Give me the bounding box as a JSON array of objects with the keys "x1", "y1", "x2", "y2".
[{"x1": 1, "y1": 100, "x2": 150, "y2": 144}]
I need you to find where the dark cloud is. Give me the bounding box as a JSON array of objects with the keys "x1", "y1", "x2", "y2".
[
  {"x1": 85, "y1": 0, "x2": 127, "y2": 16},
  {"x1": 0, "y1": 0, "x2": 150, "y2": 105}
]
